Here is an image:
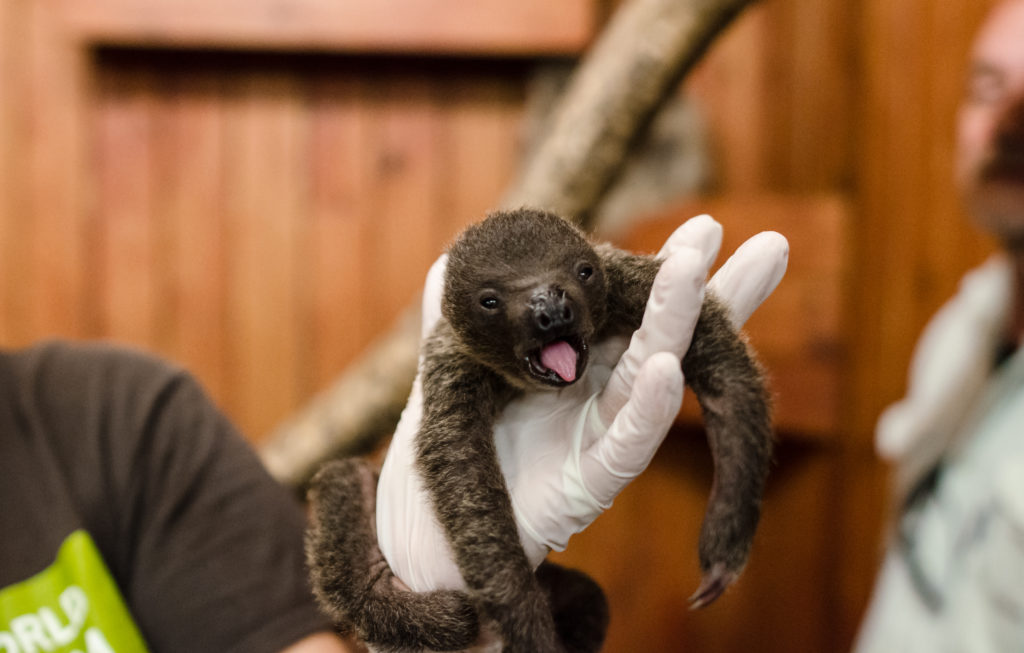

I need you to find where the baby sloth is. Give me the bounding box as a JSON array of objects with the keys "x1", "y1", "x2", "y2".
[{"x1": 307, "y1": 208, "x2": 773, "y2": 652}]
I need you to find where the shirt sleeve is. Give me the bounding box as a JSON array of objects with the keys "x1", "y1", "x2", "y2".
[{"x1": 25, "y1": 342, "x2": 333, "y2": 653}]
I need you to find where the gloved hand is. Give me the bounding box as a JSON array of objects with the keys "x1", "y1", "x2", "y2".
[{"x1": 376, "y1": 214, "x2": 789, "y2": 593}]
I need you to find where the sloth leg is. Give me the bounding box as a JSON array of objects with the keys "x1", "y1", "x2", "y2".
[
  {"x1": 535, "y1": 561, "x2": 609, "y2": 653},
  {"x1": 307, "y1": 458, "x2": 480, "y2": 651}
]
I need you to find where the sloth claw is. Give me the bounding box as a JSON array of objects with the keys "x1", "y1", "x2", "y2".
[{"x1": 687, "y1": 563, "x2": 737, "y2": 610}]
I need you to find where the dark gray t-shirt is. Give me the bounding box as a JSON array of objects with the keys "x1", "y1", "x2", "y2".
[{"x1": 0, "y1": 341, "x2": 330, "y2": 652}]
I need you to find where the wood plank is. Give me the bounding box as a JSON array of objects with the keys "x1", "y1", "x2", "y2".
[
  {"x1": 435, "y1": 75, "x2": 525, "y2": 238},
  {"x1": 921, "y1": 1, "x2": 1000, "y2": 310},
  {"x1": 0, "y1": 0, "x2": 28, "y2": 344},
  {"x1": 618, "y1": 194, "x2": 847, "y2": 440},
  {"x1": 0, "y1": 0, "x2": 90, "y2": 344},
  {"x1": 0, "y1": 2, "x2": 9, "y2": 220},
  {"x1": 685, "y1": 5, "x2": 769, "y2": 193},
  {"x1": 221, "y1": 71, "x2": 307, "y2": 441},
  {"x1": 151, "y1": 74, "x2": 231, "y2": 403},
  {"x1": 26, "y1": 0, "x2": 89, "y2": 339},
  {"x1": 306, "y1": 77, "x2": 374, "y2": 392},
  {"x1": 853, "y1": 0, "x2": 932, "y2": 439},
  {"x1": 772, "y1": 0, "x2": 855, "y2": 190},
  {"x1": 361, "y1": 78, "x2": 444, "y2": 335},
  {"x1": 685, "y1": 0, "x2": 855, "y2": 194},
  {"x1": 57, "y1": 0, "x2": 595, "y2": 56},
  {"x1": 94, "y1": 66, "x2": 158, "y2": 347}
]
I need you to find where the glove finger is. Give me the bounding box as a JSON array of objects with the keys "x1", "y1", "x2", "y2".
[
  {"x1": 707, "y1": 231, "x2": 789, "y2": 328},
  {"x1": 597, "y1": 247, "x2": 708, "y2": 425},
  {"x1": 421, "y1": 254, "x2": 449, "y2": 339},
  {"x1": 583, "y1": 352, "x2": 684, "y2": 507},
  {"x1": 657, "y1": 214, "x2": 723, "y2": 272}
]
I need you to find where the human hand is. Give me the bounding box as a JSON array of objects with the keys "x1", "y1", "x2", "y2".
[{"x1": 375, "y1": 215, "x2": 789, "y2": 593}]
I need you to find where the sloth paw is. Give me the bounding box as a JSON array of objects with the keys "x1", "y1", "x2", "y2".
[{"x1": 688, "y1": 563, "x2": 738, "y2": 610}]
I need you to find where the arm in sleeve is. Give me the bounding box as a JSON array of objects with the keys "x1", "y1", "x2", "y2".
[{"x1": 102, "y1": 355, "x2": 333, "y2": 653}]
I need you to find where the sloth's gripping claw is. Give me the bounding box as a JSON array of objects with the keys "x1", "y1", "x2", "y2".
[{"x1": 688, "y1": 563, "x2": 737, "y2": 610}]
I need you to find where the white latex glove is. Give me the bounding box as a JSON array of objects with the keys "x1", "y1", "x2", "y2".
[{"x1": 376, "y1": 214, "x2": 789, "y2": 593}]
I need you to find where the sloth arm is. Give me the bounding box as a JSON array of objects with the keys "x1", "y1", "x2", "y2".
[
  {"x1": 595, "y1": 242, "x2": 771, "y2": 606},
  {"x1": 594, "y1": 242, "x2": 751, "y2": 391},
  {"x1": 593, "y1": 243, "x2": 660, "y2": 333},
  {"x1": 416, "y1": 322, "x2": 563, "y2": 651}
]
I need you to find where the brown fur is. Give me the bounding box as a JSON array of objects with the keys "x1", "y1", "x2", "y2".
[{"x1": 307, "y1": 208, "x2": 773, "y2": 652}]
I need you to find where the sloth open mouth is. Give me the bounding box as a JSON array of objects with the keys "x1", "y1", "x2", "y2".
[{"x1": 527, "y1": 336, "x2": 588, "y2": 386}]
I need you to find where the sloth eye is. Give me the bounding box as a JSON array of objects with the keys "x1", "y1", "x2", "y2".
[
  {"x1": 577, "y1": 264, "x2": 594, "y2": 281},
  {"x1": 479, "y1": 296, "x2": 501, "y2": 310}
]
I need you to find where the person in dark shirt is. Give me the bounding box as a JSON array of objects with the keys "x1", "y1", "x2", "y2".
[{"x1": 0, "y1": 341, "x2": 355, "y2": 653}]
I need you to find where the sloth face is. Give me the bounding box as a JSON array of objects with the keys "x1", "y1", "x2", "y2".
[{"x1": 443, "y1": 209, "x2": 608, "y2": 390}]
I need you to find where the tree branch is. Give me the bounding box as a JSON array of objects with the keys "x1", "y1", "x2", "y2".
[{"x1": 501, "y1": 0, "x2": 756, "y2": 228}]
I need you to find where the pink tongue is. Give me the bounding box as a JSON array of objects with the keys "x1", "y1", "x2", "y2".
[{"x1": 540, "y1": 340, "x2": 578, "y2": 382}]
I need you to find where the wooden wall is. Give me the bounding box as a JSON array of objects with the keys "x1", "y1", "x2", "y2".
[
  {"x1": 86, "y1": 50, "x2": 530, "y2": 439},
  {"x1": 0, "y1": 0, "x2": 1007, "y2": 650},
  {"x1": 1, "y1": 0, "x2": 541, "y2": 438}
]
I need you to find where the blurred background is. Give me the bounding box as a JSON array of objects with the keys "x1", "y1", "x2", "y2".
[{"x1": 0, "y1": 0, "x2": 1005, "y2": 650}]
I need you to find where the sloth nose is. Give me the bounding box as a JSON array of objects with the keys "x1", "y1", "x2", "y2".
[{"x1": 531, "y1": 289, "x2": 574, "y2": 332}]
